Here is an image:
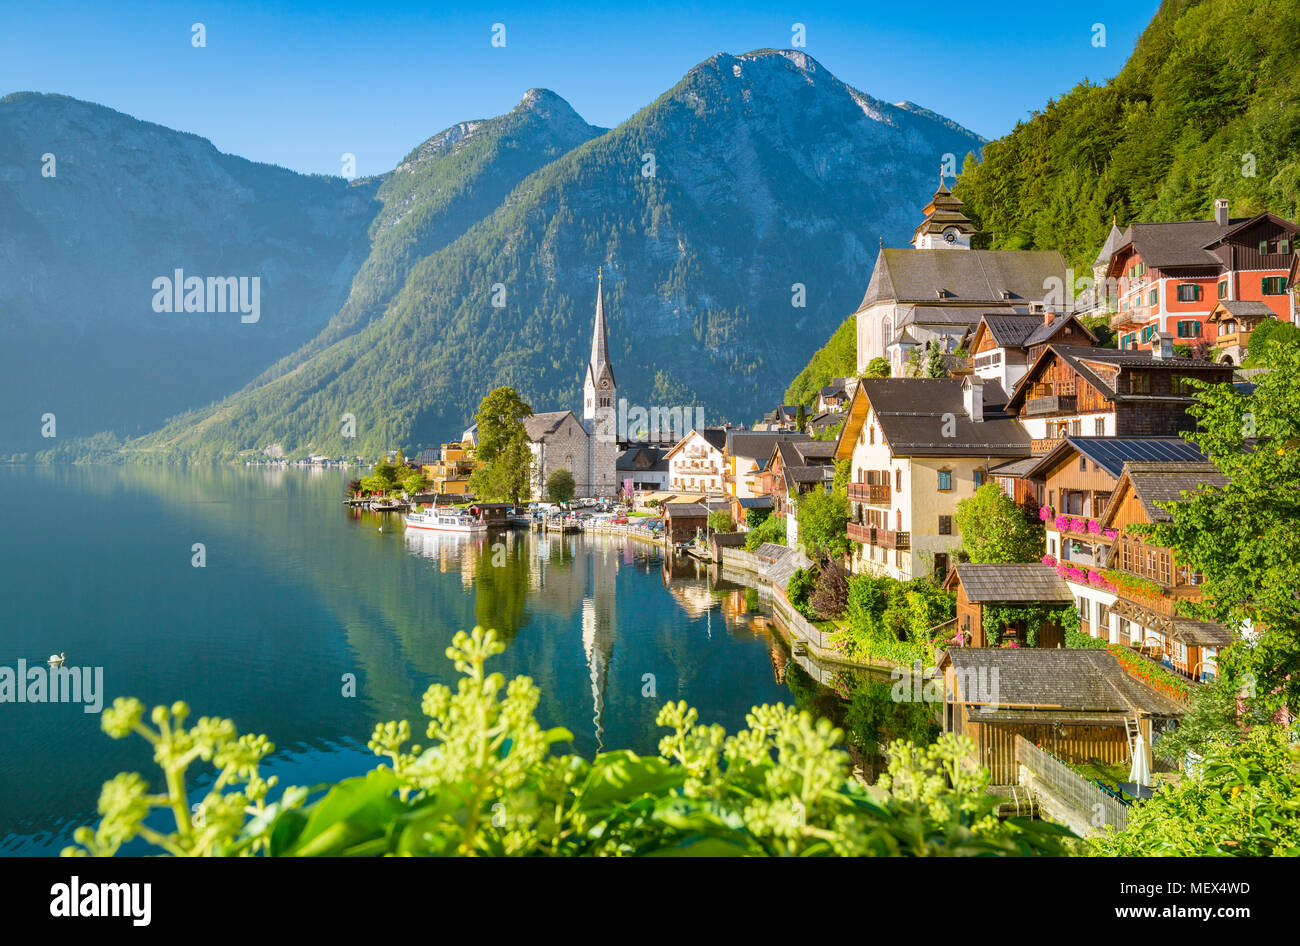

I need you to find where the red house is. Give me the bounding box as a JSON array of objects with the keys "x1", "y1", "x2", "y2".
[{"x1": 1105, "y1": 200, "x2": 1297, "y2": 352}]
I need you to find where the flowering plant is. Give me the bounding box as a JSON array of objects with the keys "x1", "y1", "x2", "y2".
[
  {"x1": 1054, "y1": 514, "x2": 1069, "y2": 532},
  {"x1": 1038, "y1": 505, "x2": 1052, "y2": 522},
  {"x1": 1041, "y1": 554, "x2": 1056, "y2": 567},
  {"x1": 1087, "y1": 520, "x2": 1101, "y2": 535}
]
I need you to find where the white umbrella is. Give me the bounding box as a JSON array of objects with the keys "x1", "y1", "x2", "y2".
[{"x1": 1128, "y1": 730, "x2": 1151, "y2": 787}]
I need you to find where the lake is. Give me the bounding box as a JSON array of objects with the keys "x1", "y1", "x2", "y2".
[{"x1": 0, "y1": 465, "x2": 795, "y2": 854}]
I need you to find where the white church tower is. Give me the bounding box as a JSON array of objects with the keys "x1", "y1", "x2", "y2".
[{"x1": 582, "y1": 268, "x2": 619, "y2": 498}]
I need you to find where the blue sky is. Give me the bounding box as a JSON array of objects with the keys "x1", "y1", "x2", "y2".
[{"x1": 2, "y1": 0, "x2": 1160, "y2": 177}]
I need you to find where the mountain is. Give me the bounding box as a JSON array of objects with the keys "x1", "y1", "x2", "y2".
[
  {"x1": 954, "y1": 0, "x2": 1300, "y2": 271},
  {"x1": 0, "y1": 92, "x2": 380, "y2": 454},
  {"x1": 130, "y1": 49, "x2": 984, "y2": 460}
]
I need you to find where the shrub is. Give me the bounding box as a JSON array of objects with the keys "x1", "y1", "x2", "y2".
[{"x1": 809, "y1": 559, "x2": 850, "y2": 620}]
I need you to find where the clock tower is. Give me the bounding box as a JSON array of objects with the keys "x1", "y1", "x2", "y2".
[
  {"x1": 911, "y1": 170, "x2": 977, "y2": 250},
  {"x1": 582, "y1": 268, "x2": 619, "y2": 498}
]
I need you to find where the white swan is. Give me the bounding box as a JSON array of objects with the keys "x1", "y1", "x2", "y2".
[{"x1": 48, "y1": 652, "x2": 65, "y2": 668}]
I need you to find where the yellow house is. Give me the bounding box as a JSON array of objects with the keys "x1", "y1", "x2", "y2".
[{"x1": 834, "y1": 376, "x2": 1032, "y2": 581}]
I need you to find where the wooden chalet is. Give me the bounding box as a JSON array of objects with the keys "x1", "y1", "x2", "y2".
[
  {"x1": 1205, "y1": 299, "x2": 1277, "y2": 366},
  {"x1": 944, "y1": 564, "x2": 1073, "y2": 648},
  {"x1": 965, "y1": 311, "x2": 1097, "y2": 394},
  {"x1": 939, "y1": 649, "x2": 1184, "y2": 784}
]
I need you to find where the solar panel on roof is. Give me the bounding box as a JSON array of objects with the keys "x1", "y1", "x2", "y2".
[{"x1": 1072, "y1": 438, "x2": 1206, "y2": 478}]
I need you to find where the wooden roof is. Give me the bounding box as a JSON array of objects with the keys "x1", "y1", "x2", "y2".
[{"x1": 946, "y1": 563, "x2": 1073, "y2": 603}]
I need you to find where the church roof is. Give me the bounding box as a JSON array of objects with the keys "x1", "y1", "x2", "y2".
[
  {"x1": 858, "y1": 249, "x2": 1068, "y2": 311},
  {"x1": 585, "y1": 269, "x2": 615, "y2": 388},
  {"x1": 523, "y1": 410, "x2": 581, "y2": 442}
]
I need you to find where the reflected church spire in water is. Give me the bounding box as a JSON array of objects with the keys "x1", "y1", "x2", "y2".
[{"x1": 581, "y1": 541, "x2": 618, "y2": 749}]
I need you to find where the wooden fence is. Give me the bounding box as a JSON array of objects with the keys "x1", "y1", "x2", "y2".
[{"x1": 1015, "y1": 735, "x2": 1128, "y2": 835}]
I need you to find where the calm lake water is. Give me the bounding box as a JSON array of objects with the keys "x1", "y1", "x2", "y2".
[{"x1": 0, "y1": 465, "x2": 794, "y2": 854}]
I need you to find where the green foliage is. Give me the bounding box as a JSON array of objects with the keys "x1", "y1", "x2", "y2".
[
  {"x1": 786, "y1": 567, "x2": 816, "y2": 613},
  {"x1": 1151, "y1": 671, "x2": 1272, "y2": 766},
  {"x1": 744, "y1": 513, "x2": 787, "y2": 551},
  {"x1": 843, "y1": 679, "x2": 940, "y2": 759},
  {"x1": 954, "y1": 482, "x2": 1045, "y2": 563},
  {"x1": 784, "y1": 316, "x2": 857, "y2": 407},
  {"x1": 954, "y1": 0, "x2": 1300, "y2": 273},
  {"x1": 795, "y1": 487, "x2": 849, "y2": 560},
  {"x1": 865, "y1": 357, "x2": 890, "y2": 378},
  {"x1": 744, "y1": 506, "x2": 771, "y2": 528},
  {"x1": 811, "y1": 422, "x2": 845, "y2": 442},
  {"x1": 1242, "y1": 318, "x2": 1300, "y2": 366},
  {"x1": 835, "y1": 575, "x2": 955, "y2": 666},
  {"x1": 469, "y1": 387, "x2": 534, "y2": 503},
  {"x1": 401, "y1": 471, "x2": 429, "y2": 495},
  {"x1": 1138, "y1": 345, "x2": 1300, "y2": 715},
  {"x1": 545, "y1": 467, "x2": 576, "y2": 504},
  {"x1": 795, "y1": 405, "x2": 808, "y2": 433},
  {"x1": 1078, "y1": 314, "x2": 1117, "y2": 348},
  {"x1": 1090, "y1": 724, "x2": 1300, "y2": 856},
  {"x1": 1064, "y1": 627, "x2": 1108, "y2": 650},
  {"x1": 808, "y1": 559, "x2": 850, "y2": 621},
  {"x1": 360, "y1": 460, "x2": 403, "y2": 494},
  {"x1": 64, "y1": 627, "x2": 1072, "y2": 857},
  {"x1": 981, "y1": 603, "x2": 1070, "y2": 648},
  {"x1": 708, "y1": 509, "x2": 734, "y2": 533}
]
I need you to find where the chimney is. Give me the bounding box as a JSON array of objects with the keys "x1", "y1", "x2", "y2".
[
  {"x1": 1214, "y1": 198, "x2": 1229, "y2": 227},
  {"x1": 1043, "y1": 310, "x2": 1054, "y2": 326},
  {"x1": 963, "y1": 376, "x2": 984, "y2": 423},
  {"x1": 1153, "y1": 331, "x2": 1174, "y2": 360}
]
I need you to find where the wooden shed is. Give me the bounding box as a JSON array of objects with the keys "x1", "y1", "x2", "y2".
[
  {"x1": 938, "y1": 648, "x2": 1185, "y2": 785},
  {"x1": 663, "y1": 502, "x2": 709, "y2": 543},
  {"x1": 943, "y1": 563, "x2": 1074, "y2": 648}
]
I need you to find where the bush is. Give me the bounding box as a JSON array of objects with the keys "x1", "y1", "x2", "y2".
[
  {"x1": 61, "y1": 627, "x2": 1074, "y2": 857},
  {"x1": 809, "y1": 559, "x2": 850, "y2": 620},
  {"x1": 866, "y1": 357, "x2": 890, "y2": 378},
  {"x1": 744, "y1": 514, "x2": 786, "y2": 551},
  {"x1": 786, "y1": 567, "x2": 816, "y2": 614},
  {"x1": 708, "y1": 509, "x2": 734, "y2": 533}
]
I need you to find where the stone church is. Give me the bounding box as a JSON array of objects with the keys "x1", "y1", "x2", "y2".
[{"x1": 524, "y1": 270, "x2": 620, "y2": 499}]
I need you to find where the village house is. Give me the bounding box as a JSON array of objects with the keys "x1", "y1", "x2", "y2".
[
  {"x1": 1081, "y1": 460, "x2": 1233, "y2": 681},
  {"x1": 965, "y1": 311, "x2": 1097, "y2": 394},
  {"x1": 854, "y1": 181, "x2": 1069, "y2": 376},
  {"x1": 816, "y1": 378, "x2": 849, "y2": 413},
  {"x1": 1002, "y1": 342, "x2": 1234, "y2": 456},
  {"x1": 1104, "y1": 200, "x2": 1298, "y2": 352},
  {"x1": 664, "y1": 427, "x2": 730, "y2": 496},
  {"x1": 724, "y1": 430, "x2": 809, "y2": 499},
  {"x1": 420, "y1": 440, "x2": 475, "y2": 496},
  {"x1": 1204, "y1": 299, "x2": 1278, "y2": 366},
  {"x1": 615, "y1": 444, "x2": 670, "y2": 495},
  {"x1": 805, "y1": 409, "x2": 845, "y2": 437},
  {"x1": 753, "y1": 439, "x2": 837, "y2": 543},
  {"x1": 939, "y1": 648, "x2": 1185, "y2": 785},
  {"x1": 943, "y1": 563, "x2": 1074, "y2": 648},
  {"x1": 834, "y1": 376, "x2": 1031, "y2": 581}
]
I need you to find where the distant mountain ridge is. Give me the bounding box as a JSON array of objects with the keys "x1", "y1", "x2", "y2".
[{"x1": 2, "y1": 51, "x2": 985, "y2": 460}]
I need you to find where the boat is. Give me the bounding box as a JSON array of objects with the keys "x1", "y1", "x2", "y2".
[{"x1": 403, "y1": 507, "x2": 488, "y2": 534}]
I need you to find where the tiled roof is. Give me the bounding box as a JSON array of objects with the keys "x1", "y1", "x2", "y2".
[
  {"x1": 728, "y1": 430, "x2": 809, "y2": 459},
  {"x1": 855, "y1": 378, "x2": 1032, "y2": 457},
  {"x1": 1170, "y1": 618, "x2": 1233, "y2": 648},
  {"x1": 944, "y1": 649, "x2": 1185, "y2": 716},
  {"x1": 616, "y1": 445, "x2": 669, "y2": 473},
  {"x1": 951, "y1": 563, "x2": 1073, "y2": 603},
  {"x1": 859, "y1": 249, "x2": 1067, "y2": 310},
  {"x1": 1122, "y1": 461, "x2": 1228, "y2": 522},
  {"x1": 523, "y1": 410, "x2": 578, "y2": 441},
  {"x1": 1212, "y1": 299, "x2": 1276, "y2": 319},
  {"x1": 1119, "y1": 219, "x2": 1249, "y2": 269}
]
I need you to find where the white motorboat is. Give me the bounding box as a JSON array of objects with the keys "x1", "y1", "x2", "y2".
[{"x1": 403, "y1": 507, "x2": 488, "y2": 534}]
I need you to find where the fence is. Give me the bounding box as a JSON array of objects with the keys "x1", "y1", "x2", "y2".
[{"x1": 1015, "y1": 735, "x2": 1128, "y2": 835}]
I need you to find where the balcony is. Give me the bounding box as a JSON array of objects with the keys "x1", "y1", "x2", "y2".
[
  {"x1": 1110, "y1": 310, "x2": 1144, "y2": 331},
  {"x1": 847, "y1": 482, "x2": 891, "y2": 505},
  {"x1": 1030, "y1": 436, "x2": 1063, "y2": 454},
  {"x1": 847, "y1": 522, "x2": 909, "y2": 549},
  {"x1": 1025, "y1": 394, "x2": 1078, "y2": 417}
]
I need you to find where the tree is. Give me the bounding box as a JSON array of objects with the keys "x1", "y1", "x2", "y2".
[
  {"x1": 809, "y1": 559, "x2": 849, "y2": 620},
  {"x1": 795, "y1": 405, "x2": 807, "y2": 433},
  {"x1": 796, "y1": 487, "x2": 849, "y2": 560},
  {"x1": 474, "y1": 387, "x2": 533, "y2": 465},
  {"x1": 744, "y1": 514, "x2": 786, "y2": 550},
  {"x1": 1243, "y1": 319, "x2": 1300, "y2": 367},
  {"x1": 708, "y1": 509, "x2": 733, "y2": 533},
  {"x1": 745, "y1": 506, "x2": 771, "y2": 528},
  {"x1": 360, "y1": 459, "x2": 403, "y2": 495},
  {"x1": 401, "y1": 471, "x2": 429, "y2": 496},
  {"x1": 925, "y1": 344, "x2": 946, "y2": 378},
  {"x1": 866, "y1": 357, "x2": 890, "y2": 378},
  {"x1": 546, "y1": 467, "x2": 576, "y2": 504},
  {"x1": 1139, "y1": 345, "x2": 1300, "y2": 715},
  {"x1": 954, "y1": 482, "x2": 1045, "y2": 563},
  {"x1": 469, "y1": 388, "x2": 535, "y2": 503}
]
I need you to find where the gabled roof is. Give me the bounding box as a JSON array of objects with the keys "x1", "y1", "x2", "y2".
[
  {"x1": 616, "y1": 445, "x2": 669, "y2": 473},
  {"x1": 946, "y1": 563, "x2": 1073, "y2": 603},
  {"x1": 941, "y1": 649, "x2": 1185, "y2": 716},
  {"x1": 858, "y1": 249, "x2": 1068, "y2": 310},
  {"x1": 1005, "y1": 345, "x2": 1232, "y2": 413},
  {"x1": 727, "y1": 430, "x2": 809, "y2": 460},
  {"x1": 664, "y1": 427, "x2": 729, "y2": 460},
  {"x1": 1092, "y1": 223, "x2": 1125, "y2": 269},
  {"x1": 835, "y1": 378, "x2": 1031, "y2": 460},
  {"x1": 1022, "y1": 313, "x2": 1098, "y2": 348},
  {"x1": 1100, "y1": 461, "x2": 1228, "y2": 527},
  {"x1": 1109, "y1": 212, "x2": 1298, "y2": 272},
  {"x1": 1022, "y1": 436, "x2": 1207, "y2": 482},
  {"x1": 523, "y1": 410, "x2": 582, "y2": 442},
  {"x1": 1207, "y1": 299, "x2": 1276, "y2": 322}
]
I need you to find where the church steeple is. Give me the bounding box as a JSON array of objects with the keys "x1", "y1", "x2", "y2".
[
  {"x1": 911, "y1": 173, "x2": 977, "y2": 249},
  {"x1": 584, "y1": 268, "x2": 616, "y2": 431}
]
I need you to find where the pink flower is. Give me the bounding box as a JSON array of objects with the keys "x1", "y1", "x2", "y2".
[
  {"x1": 1054, "y1": 515, "x2": 1069, "y2": 532},
  {"x1": 1087, "y1": 520, "x2": 1101, "y2": 535},
  {"x1": 1056, "y1": 565, "x2": 1067, "y2": 578},
  {"x1": 1039, "y1": 505, "x2": 1052, "y2": 522},
  {"x1": 1041, "y1": 554, "x2": 1056, "y2": 566},
  {"x1": 1103, "y1": 528, "x2": 1118, "y2": 540}
]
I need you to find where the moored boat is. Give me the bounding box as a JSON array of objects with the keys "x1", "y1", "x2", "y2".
[{"x1": 403, "y1": 507, "x2": 488, "y2": 534}]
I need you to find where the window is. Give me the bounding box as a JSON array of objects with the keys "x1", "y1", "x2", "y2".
[
  {"x1": 1079, "y1": 456, "x2": 1087, "y2": 472},
  {"x1": 1130, "y1": 372, "x2": 1151, "y2": 394},
  {"x1": 1098, "y1": 603, "x2": 1110, "y2": 638},
  {"x1": 1177, "y1": 320, "x2": 1200, "y2": 338},
  {"x1": 1094, "y1": 418, "x2": 1106, "y2": 436},
  {"x1": 1282, "y1": 238, "x2": 1291, "y2": 256},
  {"x1": 895, "y1": 469, "x2": 902, "y2": 491},
  {"x1": 1263, "y1": 277, "x2": 1288, "y2": 295},
  {"x1": 1070, "y1": 419, "x2": 1082, "y2": 436},
  {"x1": 1141, "y1": 325, "x2": 1155, "y2": 342},
  {"x1": 1176, "y1": 284, "x2": 1202, "y2": 302},
  {"x1": 1148, "y1": 287, "x2": 1159, "y2": 307},
  {"x1": 1078, "y1": 597, "x2": 1091, "y2": 626},
  {"x1": 938, "y1": 515, "x2": 952, "y2": 535},
  {"x1": 937, "y1": 469, "x2": 952, "y2": 491},
  {"x1": 1217, "y1": 280, "x2": 1228, "y2": 299},
  {"x1": 973, "y1": 470, "x2": 984, "y2": 488},
  {"x1": 1259, "y1": 239, "x2": 1270, "y2": 255}
]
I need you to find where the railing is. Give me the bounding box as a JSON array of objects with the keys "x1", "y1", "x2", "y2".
[
  {"x1": 848, "y1": 522, "x2": 910, "y2": 549},
  {"x1": 847, "y1": 482, "x2": 890, "y2": 505},
  {"x1": 1015, "y1": 736, "x2": 1129, "y2": 834},
  {"x1": 1025, "y1": 394, "x2": 1078, "y2": 417},
  {"x1": 1030, "y1": 437, "x2": 1062, "y2": 454}
]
